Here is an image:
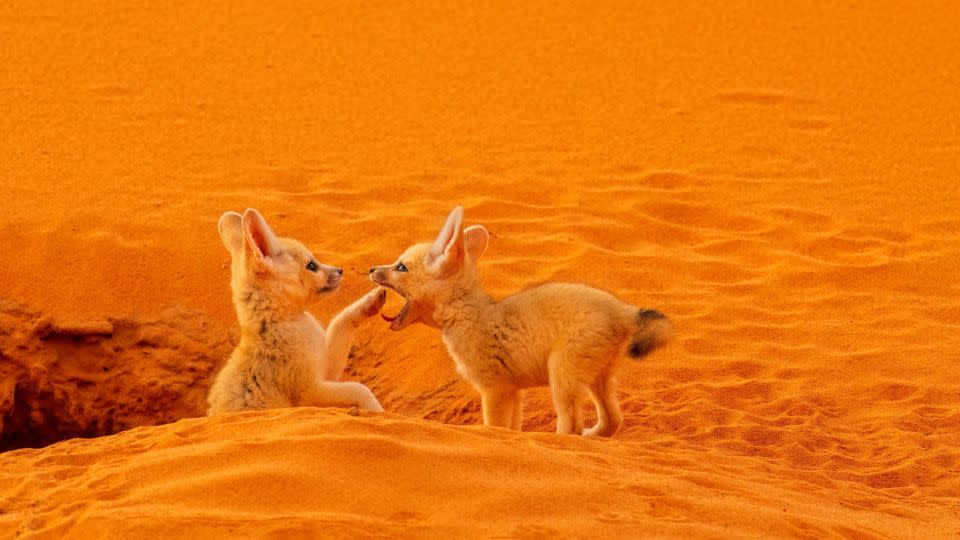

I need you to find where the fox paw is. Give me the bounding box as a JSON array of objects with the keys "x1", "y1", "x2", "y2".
[{"x1": 358, "y1": 287, "x2": 387, "y2": 318}]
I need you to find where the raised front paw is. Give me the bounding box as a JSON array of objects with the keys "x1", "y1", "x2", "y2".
[{"x1": 357, "y1": 286, "x2": 387, "y2": 318}]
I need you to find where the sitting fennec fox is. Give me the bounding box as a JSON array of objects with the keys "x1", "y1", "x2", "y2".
[
  {"x1": 370, "y1": 207, "x2": 670, "y2": 437},
  {"x1": 207, "y1": 208, "x2": 387, "y2": 415}
]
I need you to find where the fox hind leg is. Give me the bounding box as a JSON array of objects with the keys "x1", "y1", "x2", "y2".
[
  {"x1": 481, "y1": 388, "x2": 520, "y2": 428},
  {"x1": 583, "y1": 374, "x2": 623, "y2": 437},
  {"x1": 549, "y1": 354, "x2": 587, "y2": 435},
  {"x1": 510, "y1": 390, "x2": 524, "y2": 431},
  {"x1": 572, "y1": 391, "x2": 585, "y2": 434}
]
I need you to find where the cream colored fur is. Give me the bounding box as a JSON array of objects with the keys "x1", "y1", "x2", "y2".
[
  {"x1": 207, "y1": 208, "x2": 385, "y2": 415},
  {"x1": 370, "y1": 207, "x2": 670, "y2": 437}
]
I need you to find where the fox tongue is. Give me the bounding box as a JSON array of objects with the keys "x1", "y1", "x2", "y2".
[{"x1": 381, "y1": 300, "x2": 410, "y2": 331}]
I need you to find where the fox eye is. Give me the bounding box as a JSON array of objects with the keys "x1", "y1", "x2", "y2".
[
  {"x1": 395, "y1": 262, "x2": 408, "y2": 273},
  {"x1": 306, "y1": 261, "x2": 319, "y2": 272}
]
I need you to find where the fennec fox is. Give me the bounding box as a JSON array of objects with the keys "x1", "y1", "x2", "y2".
[
  {"x1": 207, "y1": 208, "x2": 386, "y2": 415},
  {"x1": 370, "y1": 207, "x2": 670, "y2": 437}
]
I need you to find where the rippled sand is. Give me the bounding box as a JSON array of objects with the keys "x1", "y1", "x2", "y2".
[{"x1": 1, "y1": 2, "x2": 958, "y2": 537}]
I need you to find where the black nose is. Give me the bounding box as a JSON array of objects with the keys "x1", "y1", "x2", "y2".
[
  {"x1": 335, "y1": 267, "x2": 343, "y2": 275},
  {"x1": 369, "y1": 267, "x2": 376, "y2": 274}
]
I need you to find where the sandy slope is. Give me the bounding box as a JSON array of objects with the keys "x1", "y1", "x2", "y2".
[
  {"x1": 1, "y1": 1, "x2": 959, "y2": 538},
  {"x1": 0, "y1": 408, "x2": 954, "y2": 539}
]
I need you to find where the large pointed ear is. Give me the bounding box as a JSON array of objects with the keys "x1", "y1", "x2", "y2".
[
  {"x1": 428, "y1": 206, "x2": 465, "y2": 275},
  {"x1": 241, "y1": 208, "x2": 281, "y2": 259},
  {"x1": 463, "y1": 225, "x2": 489, "y2": 261},
  {"x1": 218, "y1": 212, "x2": 244, "y2": 256}
]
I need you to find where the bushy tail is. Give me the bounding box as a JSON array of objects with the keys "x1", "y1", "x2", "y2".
[{"x1": 626, "y1": 309, "x2": 672, "y2": 359}]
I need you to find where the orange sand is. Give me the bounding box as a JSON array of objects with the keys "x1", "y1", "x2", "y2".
[{"x1": 1, "y1": 1, "x2": 959, "y2": 537}]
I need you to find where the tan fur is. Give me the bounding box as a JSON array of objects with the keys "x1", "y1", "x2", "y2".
[
  {"x1": 207, "y1": 209, "x2": 386, "y2": 415},
  {"x1": 370, "y1": 207, "x2": 670, "y2": 437}
]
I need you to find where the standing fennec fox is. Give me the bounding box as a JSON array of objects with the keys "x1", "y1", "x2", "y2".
[
  {"x1": 370, "y1": 206, "x2": 670, "y2": 437},
  {"x1": 207, "y1": 208, "x2": 386, "y2": 415}
]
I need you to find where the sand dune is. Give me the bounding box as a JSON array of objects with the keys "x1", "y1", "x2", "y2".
[
  {"x1": 1, "y1": 409, "x2": 955, "y2": 538},
  {"x1": 1, "y1": 1, "x2": 959, "y2": 538}
]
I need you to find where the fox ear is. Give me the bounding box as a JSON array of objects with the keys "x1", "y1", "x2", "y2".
[
  {"x1": 429, "y1": 206, "x2": 465, "y2": 275},
  {"x1": 218, "y1": 212, "x2": 244, "y2": 255},
  {"x1": 463, "y1": 225, "x2": 489, "y2": 260},
  {"x1": 241, "y1": 208, "x2": 281, "y2": 259}
]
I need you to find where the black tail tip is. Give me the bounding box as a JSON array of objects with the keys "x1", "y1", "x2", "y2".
[
  {"x1": 629, "y1": 309, "x2": 670, "y2": 359},
  {"x1": 628, "y1": 340, "x2": 655, "y2": 358}
]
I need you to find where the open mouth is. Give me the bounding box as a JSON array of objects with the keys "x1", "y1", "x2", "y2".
[
  {"x1": 370, "y1": 272, "x2": 413, "y2": 331},
  {"x1": 380, "y1": 298, "x2": 410, "y2": 331},
  {"x1": 375, "y1": 280, "x2": 411, "y2": 331}
]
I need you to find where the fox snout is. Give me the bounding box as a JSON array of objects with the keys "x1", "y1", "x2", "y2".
[
  {"x1": 369, "y1": 265, "x2": 403, "y2": 294},
  {"x1": 319, "y1": 265, "x2": 344, "y2": 293},
  {"x1": 369, "y1": 266, "x2": 389, "y2": 286}
]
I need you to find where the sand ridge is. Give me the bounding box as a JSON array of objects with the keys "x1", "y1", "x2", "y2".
[
  {"x1": 0, "y1": 408, "x2": 955, "y2": 539},
  {"x1": 1, "y1": 1, "x2": 959, "y2": 537}
]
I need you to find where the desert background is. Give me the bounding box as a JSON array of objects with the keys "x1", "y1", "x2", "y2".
[{"x1": 1, "y1": 1, "x2": 959, "y2": 538}]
